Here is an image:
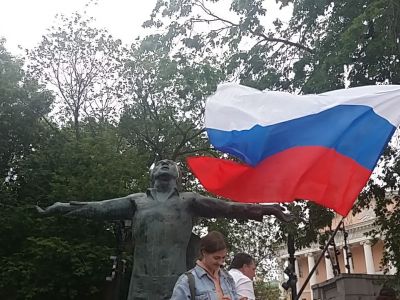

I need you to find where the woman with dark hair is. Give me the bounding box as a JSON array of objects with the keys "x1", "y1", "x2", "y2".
[{"x1": 171, "y1": 231, "x2": 240, "y2": 300}]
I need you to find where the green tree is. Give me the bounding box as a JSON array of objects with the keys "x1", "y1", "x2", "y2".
[
  {"x1": 203, "y1": 218, "x2": 280, "y2": 279},
  {"x1": 0, "y1": 38, "x2": 53, "y2": 262},
  {"x1": 0, "y1": 39, "x2": 53, "y2": 195},
  {"x1": 144, "y1": 0, "x2": 400, "y2": 277},
  {"x1": 254, "y1": 280, "x2": 281, "y2": 300},
  {"x1": 144, "y1": 0, "x2": 312, "y2": 91},
  {"x1": 5, "y1": 0, "x2": 399, "y2": 296},
  {"x1": 139, "y1": 0, "x2": 336, "y2": 259},
  {"x1": 0, "y1": 125, "x2": 149, "y2": 299},
  {"x1": 0, "y1": 40, "x2": 149, "y2": 297},
  {"x1": 288, "y1": 0, "x2": 400, "y2": 93},
  {"x1": 118, "y1": 34, "x2": 224, "y2": 165},
  {"x1": 284, "y1": 0, "x2": 400, "y2": 285},
  {"x1": 27, "y1": 12, "x2": 124, "y2": 139}
]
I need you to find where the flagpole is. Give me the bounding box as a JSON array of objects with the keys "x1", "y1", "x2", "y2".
[
  {"x1": 288, "y1": 233, "x2": 297, "y2": 300},
  {"x1": 296, "y1": 217, "x2": 345, "y2": 300}
]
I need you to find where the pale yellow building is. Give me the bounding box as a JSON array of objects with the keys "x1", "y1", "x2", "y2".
[{"x1": 278, "y1": 206, "x2": 395, "y2": 300}]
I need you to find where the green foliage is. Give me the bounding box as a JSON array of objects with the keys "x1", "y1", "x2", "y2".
[
  {"x1": 17, "y1": 126, "x2": 149, "y2": 206},
  {"x1": 143, "y1": 0, "x2": 400, "y2": 282},
  {"x1": 142, "y1": 0, "x2": 338, "y2": 278},
  {"x1": 0, "y1": 39, "x2": 53, "y2": 181},
  {"x1": 357, "y1": 148, "x2": 400, "y2": 287},
  {"x1": 0, "y1": 43, "x2": 147, "y2": 298},
  {"x1": 290, "y1": 0, "x2": 400, "y2": 92},
  {"x1": 254, "y1": 280, "x2": 281, "y2": 300},
  {"x1": 287, "y1": 0, "x2": 400, "y2": 286},
  {"x1": 202, "y1": 217, "x2": 279, "y2": 279},
  {"x1": 118, "y1": 34, "x2": 224, "y2": 164},
  {"x1": 0, "y1": 124, "x2": 147, "y2": 299},
  {"x1": 0, "y1": 236, "x2": 112, "y2": 300},
  {"x1": 27, "y1": 12, "x2": 125, "y2": 138},
  {"x1": 145, "y1": 0, "x2": 312, "y2": 91},
  {"x1": 277, "y1": 201, "x2": 335, "y2": 249},
  {"x1": 3, "y1": 0, "x2": 400, "y2": 296}
]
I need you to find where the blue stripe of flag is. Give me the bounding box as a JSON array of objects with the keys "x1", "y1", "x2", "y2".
[{"x1": 207, "y1": 105, "x2": 395, "y2": 170}]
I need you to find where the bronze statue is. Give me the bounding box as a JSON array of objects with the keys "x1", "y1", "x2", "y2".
[{"x1": 37, "y1": 159, "x2": 292, "y2": 300}]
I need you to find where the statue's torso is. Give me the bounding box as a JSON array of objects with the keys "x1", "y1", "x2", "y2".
[
  {"x1": 127, "y1": 190, "x2": 195, "y2": 299},
  {"x1": 131, "y1": 190, "x2": 193, "y2": 276}
]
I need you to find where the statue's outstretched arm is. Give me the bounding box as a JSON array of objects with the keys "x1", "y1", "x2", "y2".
[
  {"x1": 36, "y1": 196, "x2": 135, "y2": 220},
  {"x1": 190, "y1": 194, "x2": 293, "y2": 222}
]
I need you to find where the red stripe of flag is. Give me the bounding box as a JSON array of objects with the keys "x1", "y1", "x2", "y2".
[{"x1": 187, "y1": 146, "x2": 371, "y2": 216}]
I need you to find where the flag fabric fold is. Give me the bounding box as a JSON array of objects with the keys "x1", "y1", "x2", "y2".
[{"x1": 187, "y1": 84, "x2": 400, "y2": 216}]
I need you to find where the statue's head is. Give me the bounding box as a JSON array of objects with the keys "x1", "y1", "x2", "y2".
[{"x1": 150, "y1": 159, "x2": 181, "y2": 187}]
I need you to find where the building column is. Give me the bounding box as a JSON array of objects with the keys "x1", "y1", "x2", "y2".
[
  {"x1": 307, "y1": 253, "x2": 317, "y2": 300},
  {"x1": 325, "y1": 252, "x2": 334, "y2": 280},
  {"x1": 343, "y1": 246, "x2": 354, "y2": 273},
  {"x1": 361, "y1": 240, "x2": 375, "y2": 274}
]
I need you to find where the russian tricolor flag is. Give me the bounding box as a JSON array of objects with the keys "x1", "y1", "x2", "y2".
[{"x1": 187, "y1": 84, "x2": 400, "y2": 216}]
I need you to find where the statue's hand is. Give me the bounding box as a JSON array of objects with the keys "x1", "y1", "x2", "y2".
[
  {"x1": 263, "y1": 204, "x2": 294, "y2": 223},
  {"x1": 35, "y1": 205, "x2": 46, "y2": 214},
  {"x1": 36, "y1": 202, "x2": 75, "y2": 215}
]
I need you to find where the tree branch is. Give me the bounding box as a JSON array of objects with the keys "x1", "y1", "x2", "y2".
[{"x1": 193, "y1": 0, "x2": 313, "y2": 53}]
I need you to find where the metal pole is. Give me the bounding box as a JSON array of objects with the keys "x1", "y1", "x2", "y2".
[
  {"x1": 288, "y1": 233, "x2": 297, "y2": 300},
  {"x1": 331, "y1": 234, "x2": 341, "y2": 276},
  {"x1": 296, "y1": 217, "x2": 345, "y2": 300}
]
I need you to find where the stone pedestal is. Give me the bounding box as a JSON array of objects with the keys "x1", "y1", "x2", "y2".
[{"x1": 312, "y1": 274, "x2": 394, "y2": 300}]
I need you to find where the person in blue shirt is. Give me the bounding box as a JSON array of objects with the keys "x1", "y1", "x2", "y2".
[{"x1": 171, "y1": 231, "x2": 241, "y2": 300}]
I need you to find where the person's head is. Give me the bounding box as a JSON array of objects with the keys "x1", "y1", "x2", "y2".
[
  {"x1": 150, "y1": 160, "x2": 180, "y2": 188},
  {"x1": 199, "y1": 231, "x2": 227, "y2": 273},
  {"x1": 230, "y1": 252, "x2": 256, "y2": 280}
]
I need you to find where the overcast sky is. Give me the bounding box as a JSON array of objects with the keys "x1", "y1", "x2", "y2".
[
  {"x1": 1, "y1": 0, "x2": 293, "y2": 56},
  {"x1": 0, "y1": 0, "x2": 157, "y2": 54}
]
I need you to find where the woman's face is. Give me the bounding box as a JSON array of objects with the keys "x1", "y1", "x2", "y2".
[{"x1": 202, "y1": 248, "x2": 227, "y2": 273}]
